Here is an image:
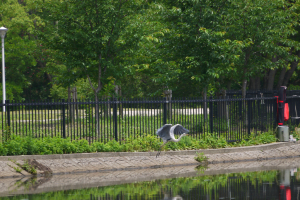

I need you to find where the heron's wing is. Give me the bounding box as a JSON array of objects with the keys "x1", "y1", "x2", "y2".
[
  {"x1": 156, "y1": 124, "x2": 172, "y2": 142},
  {"x1": 171, "y1": 124, "x2": 189, "y2": 136}
]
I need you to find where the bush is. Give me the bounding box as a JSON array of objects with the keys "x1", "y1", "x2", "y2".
[
  {"x1": 0, "y1": 143, "x2": 7, "y2": 156},
  {"x1": 5, "y1": 136, "x2": 26, "y2": 155},
  {"x1": 229, "y1": 131, "x2": 277, "y2": 147},
  {"x1": 0, "y1": 131, "x2": 277, "y2": 156}
]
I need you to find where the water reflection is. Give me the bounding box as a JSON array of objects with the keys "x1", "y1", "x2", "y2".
[
  {"x1": 2, "y1": 163, "x2": 300, "y2": 199},
  {"x1": 163, "y1": 194, "x2": 183, "y2": 200},
  {"x1": 279, "y1": 168, "x2": 298, "y2": 200}
]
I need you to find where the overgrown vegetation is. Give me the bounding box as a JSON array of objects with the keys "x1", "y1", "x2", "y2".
[
  {"x1": 194, "y1": 152, "x2": 208, "y2": 163},
  {"x1": 9, "y1": 159, "x2": 37, "y2": 175},
  {"x1": 0, "y1": 131, "x2": 277, "y2": 156},
  {"x1": 20, "y1": 160, "x2": 37, "y2": 175}
]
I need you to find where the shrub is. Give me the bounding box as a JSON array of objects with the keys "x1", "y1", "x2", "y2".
[
  {"x1": 92, "y1": 142, "x2": 105, "y2": 152},
  {"x1": 0, "y1": 143, "x2": 7, "y2": 156},
  {"x1": 5, "y1": 135, "x2": 26, "y2": 155},
  {"x1": 0, "y1": 131, "x2": 277, "y2": 156}
]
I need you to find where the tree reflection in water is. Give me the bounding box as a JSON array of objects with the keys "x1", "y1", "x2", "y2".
[{"x1": 2, "y1": 167, "x2": 300, "y2": 200}]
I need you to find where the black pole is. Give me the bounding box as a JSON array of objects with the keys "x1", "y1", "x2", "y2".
[
  {"x1": 5, "y1": 100, "x2": 10, "y2": 128},
  {"x1": 274, "y1": 96, "x2": 278, "y2": 128},
  {"x1": 163, "y1": 97, "x2": 167, "y2": 125},
  {"x1": 62, "y1": 99, "x2": 66, "y2": 138},
  {"x1": 113, "y1": 98, "x2": 118, "y2": 141},
  {"x1": 5, "y1": 100, "x2": 10, "y2": 141},
  {"x1": 209, "y1": 96, "x2": 213, "y2": 133},
  {"x1": 247, "y1": 97, "x2": 251, "y2": 136},
  {"x1": 239, "y1": 100, "x2": 242, "y2": 120}
]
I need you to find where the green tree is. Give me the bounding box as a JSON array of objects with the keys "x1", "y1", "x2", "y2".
[
  {"x1": 136, "y1": 0, "x2": 244, "y2": 97},
  {"x1": 39, "y1": 0, "x2": 150, "y2": 134},
  {"x1": 222, "y1": 0, "x2": 299, "y2": 95},
  {"x1": 0, "y1": 0, "x2": 45, "y2": 101},
  {"x1": 146, "y1": 0, "x2": 300, "y2": 97},
  {"x1": 40, "y1": 0, "x2": 147, "y2": 98}
]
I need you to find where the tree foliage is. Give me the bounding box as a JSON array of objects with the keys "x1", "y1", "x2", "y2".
[{"x1": 0, "y1": 0, "x2": 300, "y2": 100}]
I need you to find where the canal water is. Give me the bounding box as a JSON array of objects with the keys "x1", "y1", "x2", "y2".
[{"x1": 1, "y1": 165, "x2": 300, "y2": 199}]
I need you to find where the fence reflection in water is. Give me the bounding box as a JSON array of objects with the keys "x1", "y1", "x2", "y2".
[
  {"x1": 4, "y1": 168, "x2": 300, "y2": 200},
  {"x1": 87, "y1": 169, "x2": 300, "y2": 200}
]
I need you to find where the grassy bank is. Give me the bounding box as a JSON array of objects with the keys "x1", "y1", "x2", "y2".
[{"x1": 0, "y1": 131, "x2": 280, "y2": 156}]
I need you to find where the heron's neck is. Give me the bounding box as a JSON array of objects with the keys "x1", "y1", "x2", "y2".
[{"x1": 173, "y1": 134, "x2": 186, "y2": 142}]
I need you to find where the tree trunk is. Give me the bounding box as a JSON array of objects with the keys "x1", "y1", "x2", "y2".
[
  {"x1": 71, "y1": 87, "x2": 77, "y2": 123},
  {"x1": 267, "y1": 69, "x2": 277, "y2": 90},
  {"x1": 276, "y1": 67, "x2": 287, "y2": 89},
  {"x1": 114, "y1": 84, "x2": 119, "y2": 97},
  {"x1": 283, "y1": 51, "x2": 300, "y2": 87},
  {"x1": 263, "y1": 70, "x2": 269, "y2": 90},
  {"x1": 250, "y1": 77, "x2": 260, "y2": 90},
  {"x1": 242, "y1": 50, "x2": 250, "y2": 98},
  {"x1": 250, "y1": 77, "x2": 256, "y2": 90},
  {"x1": 227, "y1": 82, "x2": 231, "y2": 90},
  {"x1": 86, "y1": 59, "x2": 104, "y2": 137},
  {"x1": 45, "y1": 73, "x2": 52, "y2": 83},
  {"x1": 37, "y1": 61, "x2": 53, "y2": 83},
  {"x1": 68, "y1": 87, "x2": 71, "y2": 102},
  {"x1": 242, "y1": 78, "x2": 248, "y2": 126},
  {"x1": 282, "y1": 61, "x2": 297, "y2": 87},
  {"x1": 114, "y1": 84, "x2": 123, "y2": 118},
  {"x1": 242, "y1": 79, "x2": 247, "y2": 98},
  {"x1": 255, "y1": 76, "x2": 261, "y2": 90},
  {"x1": 267, "y1": 57, "x2": 278, "y2": 90},
  {"x1": 73, "y1": 87, "x2": 78, "y2": 122},
  {"x1": 163, "y1": 88, "x2": 172, "y2": 120}
]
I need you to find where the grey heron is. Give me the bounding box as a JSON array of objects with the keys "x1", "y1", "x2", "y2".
[{"x1": 156, "y1": 124, "x2": 189, "y2": 157}]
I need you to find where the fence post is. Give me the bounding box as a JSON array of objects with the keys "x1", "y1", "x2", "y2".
[
  {"x1": 5, "y1": 100, "x2": 10, "y2": 128},
  {"x1": 209, "y1": 96, "x2": 213, "y2": 133},
  {"x1": 204, "y1": 87, "x2": 207, "y2": 120},
  {"x1": 226, "y1": 96, "x2": 230, "y2": 134},
  {"x1": 273, "y1": 96, "x2": 278, "y2": 128},
  {"x1": 62, "y1": 99, "x2": 66, "y2": 138},
  {"x1": 5, "y1": 100, "x2": 10, "y2": 141},
  {"x1": 163, "y1": 97, "x2": 167, "y2": 125},
  {"x1": 247, "y1": 97, "x2": 251, "y2": 136},
  {"x1": 239, "y1": 100, "x2": 242, "y2": 120},
  {"x1": 113, "y1": 98, "x2": 118, "y2": 141}
]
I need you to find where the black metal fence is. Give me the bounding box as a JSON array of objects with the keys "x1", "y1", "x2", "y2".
[
  {"x1": 226, "y1": 89, "x2": 300, "y2": 98},
  {"x1": 1, "y1": 93, "x2": 297, "y2": 143}
]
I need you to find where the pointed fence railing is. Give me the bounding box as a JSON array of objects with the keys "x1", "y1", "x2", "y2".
[{"x1": 0, "y1": 95, "x2": 299, "y2": 143}]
